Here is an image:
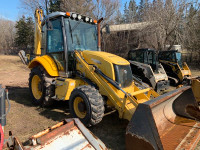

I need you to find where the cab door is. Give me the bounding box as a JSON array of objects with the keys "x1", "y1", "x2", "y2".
[
  {"x1": 148, "y1": 51, "x2": 156, "y2": 70},
  {"x1": 46, "y1": 18, "x2": 66, "y2": 76}
]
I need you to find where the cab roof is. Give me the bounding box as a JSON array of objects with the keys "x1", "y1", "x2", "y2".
[
  {"x1": 159, "y1": 50, "x2": 179, "y2": 53},
  {"x1": 44, "y1": 12, "x2": 66, "y2": 20},
  {"x1": 129, "y1": 48, "x2": 156, "y2": 53},
  {"x1": 42, "y1": 11, "x2": 97, "y2": 25},
  {"x1": 42, "y1": 12, "x2": 66, "y2": 25}
]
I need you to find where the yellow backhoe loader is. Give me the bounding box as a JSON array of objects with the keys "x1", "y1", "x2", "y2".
[{"x1": 18, "y1": 8, "x2": 200, "y2": 149}]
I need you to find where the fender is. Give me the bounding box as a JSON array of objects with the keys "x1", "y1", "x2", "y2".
[{"x1": 28, "y1": 55, "x2": 59, "y2": 77}]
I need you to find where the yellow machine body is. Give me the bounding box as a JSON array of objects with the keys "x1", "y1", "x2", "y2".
[
  {"x1": 28, "y1": 55, "x2": 59, "y2": 77},
  {"x1": 75, "y1": 51, "x2": 159, "y2": 120},
  {"x1": 30, "y1": 49, "x2": 158, "y2": 120},
  {"x1": 192, "y1": 78, "x2": 200, "y2": 103},
  {"x1": 55, "y1": 78, "x2": 85, "y2": 100},
  {"x1": 158, "y1": 50, "x2": 192, "y2": 85},
  {"x1": 34, "y1": 9, "x2": 43, "y2": 56},
  {"x1": 159, "y1": 60, "x2": 191, "y2": 82},
  {"x1": 82, "y1": 51, "x2": 129, "y2": 80}
]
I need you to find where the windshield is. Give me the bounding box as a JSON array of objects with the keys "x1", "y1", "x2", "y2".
[
  {"x1": 114, "y1": 65, "x2": 133, "y2": 88},
  {"x1": 176, "y1": 52, "x2": 182, "y2": 68},
  {"x1": 65, "y1": 19, "x2": 98, "y2": 51},
  {"x1": 128, "y1": 51, "x2": 144, "y2": 63}
]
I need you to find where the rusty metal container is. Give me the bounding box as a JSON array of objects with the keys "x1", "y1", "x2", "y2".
[{"x1": 6, "y1": 118, "x2": 107, "y2": 150}]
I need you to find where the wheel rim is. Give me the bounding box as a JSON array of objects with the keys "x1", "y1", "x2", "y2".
[
  {"x1": 73, "y1": 97, "x2": 86, "y2": 119},
  {"x1": 31, "y1": 75, "x2": 42, "y2": 100}
]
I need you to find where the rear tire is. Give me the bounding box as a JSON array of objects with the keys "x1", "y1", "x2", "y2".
[
  {"x1": 29, "y1": 67, "x2": 53, "y2": 107},
  {"x1": 69, "y1": 85, "x2": 104, "y2": 126}
]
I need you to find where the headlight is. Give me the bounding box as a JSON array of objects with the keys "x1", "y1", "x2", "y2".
[
  {"x1": 72, "y1": 13, "x2": 77, "y2": 18},
  {"x1": 78, "y1": 15, "x2": 82, "y2": 20},
  {"x1": 85, "y1": 17, "x2": 89, "y2": 22}
]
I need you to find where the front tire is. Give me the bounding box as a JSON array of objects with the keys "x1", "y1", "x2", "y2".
[{"x1": 69, "y1": 85, "x2": 104, "y2": 126}]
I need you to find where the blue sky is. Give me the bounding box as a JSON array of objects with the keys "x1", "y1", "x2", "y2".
[
  {"x1": 0, "y1": 0, "x2": 137, "y2": 21},
  {"x1": 0, "y1": 0, "x2": 21, "y2": 21},
  {"x1": 121, "y1": 0, "x2": 130, "y2": 11}
]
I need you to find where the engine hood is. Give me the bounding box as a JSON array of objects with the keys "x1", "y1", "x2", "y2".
[
  {"x1": 81, "y1": 50, "x2": 129, "y2": 80},
  {"x1": 82, "y1": 51, "x2": 129, "y2": 65}
]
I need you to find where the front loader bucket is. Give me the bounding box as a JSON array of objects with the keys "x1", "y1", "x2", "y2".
[{"x1": 126, "y1": 86, "x2": 200, "y2": 150}]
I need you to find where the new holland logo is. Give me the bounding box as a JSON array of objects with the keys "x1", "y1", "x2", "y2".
[{"x1": 91, "y1": 58, "x2": 101, "y2": 64}]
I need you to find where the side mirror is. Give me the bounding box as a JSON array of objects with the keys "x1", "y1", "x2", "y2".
[{"x1": 105, "y1": 24, "x2": 110, "y2": 34}]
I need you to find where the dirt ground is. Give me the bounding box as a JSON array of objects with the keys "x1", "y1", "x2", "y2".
[
  {"x1": 0, "y1": 55, "x2": 200, "y2": 150},
  {"x1": 0, "y1": 55, "x2": 128, "y2": 150}
]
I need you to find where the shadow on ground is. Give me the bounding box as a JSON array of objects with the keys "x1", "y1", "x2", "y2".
[
  {"x1": 90, "y1": 112, "x2": 128, "y2": 150},
  {"x1": 6, "y1": 86, "x2": 128, "y2": 150},
  {"x1": 6, "y1": 86, "x2": 71, "y2": 121}
]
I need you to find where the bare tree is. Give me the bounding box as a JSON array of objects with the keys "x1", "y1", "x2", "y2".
[
  {"x1": 0, "y1": 19, "x2": 15, "y2": 54},
  {"x1": 60, "y1": 0, "x2": 95, "y2": 17},
  {"x1": 92, "y1": 0, "x2": 119, "y2": 24},
  {"x1": 20, "y1": 0, "x2": 119, "y2": 24},
  {"x1": 20, "y1": 0, "x2": 47, "y2": 16},
  {"x1": 60, "y1": 0, "x2": 119, "y2": 25},
  {"x1": 137, "y1": 0, "x2": 187, "y2": 50}
]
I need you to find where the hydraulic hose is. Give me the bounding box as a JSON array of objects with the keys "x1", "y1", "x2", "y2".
[
  {"x1": 94, "y1": 66, "x2": 127, "y2": 95},
  {"x1": 0, "y1": 124, "x2": 4, "y2": 150}
]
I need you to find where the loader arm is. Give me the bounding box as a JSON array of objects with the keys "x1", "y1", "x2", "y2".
[{"x1": 75, "y1": 51, "x2": 159, "y2": 120}]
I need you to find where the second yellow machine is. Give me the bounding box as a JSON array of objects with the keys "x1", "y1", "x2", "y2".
[{"x1": 19, "y1": 9, "x2": 200, "y2": 150}]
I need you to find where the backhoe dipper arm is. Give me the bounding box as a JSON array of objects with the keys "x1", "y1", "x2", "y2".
[{"x1": 34, "y1": 8, "x2": 43, "y2": 56}]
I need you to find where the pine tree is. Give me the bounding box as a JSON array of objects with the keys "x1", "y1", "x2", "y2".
[
  {"x1": 124, "y1": 2, "x2": 129, "y2": 23},
  {"x1": 138, "y1": 0, "x2": 144, "y2": 21},
  {"x1": 115, "y1": 10, "x2": 123, "y2": 24},
  {"x1": 188, "y1": 4, "x2": 196, "y2": 20},
  {"x1": 138, "y1": 0, "x2": 149, "y2": 21},
  {"x1": 123, "y1": 0, "x2": 138, "y2": 23},
  {"x1": 15, "y1": 16, "x2": 34, "y2": 50},
  {"x1": 49, "y1": 0, "x2": 61, "y2": 13},
  {"x1": 128, "y1": 0, "x2": 137, "y2": 22},
  {"x1": 26, "y1": 17, "x2": 34, "y2": 49}
]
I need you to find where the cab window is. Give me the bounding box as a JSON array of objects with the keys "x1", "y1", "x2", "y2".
[
  {"x1": 47, "y1": 19, "x2": 64, "y2": 53},
  {"x1": 159, "y1": 52, "x2": 176, "y2": 62},
  {"x1": 47, "y1": 19, "x2": 65, "y2": 71},
  {"x1": 129, "y1": 51, "x2": 144, "y2": 63}
]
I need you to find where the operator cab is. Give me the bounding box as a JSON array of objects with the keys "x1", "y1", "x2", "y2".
[
  {"x1": 128, "y1": 49, "x2": 157, "y2": 71},
  {"x1": 41, "y1": 12, "x2": 98, "y2": 76},
  {"x1": 158, "y1": 50, "x2": 183, "y2": 68}
]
